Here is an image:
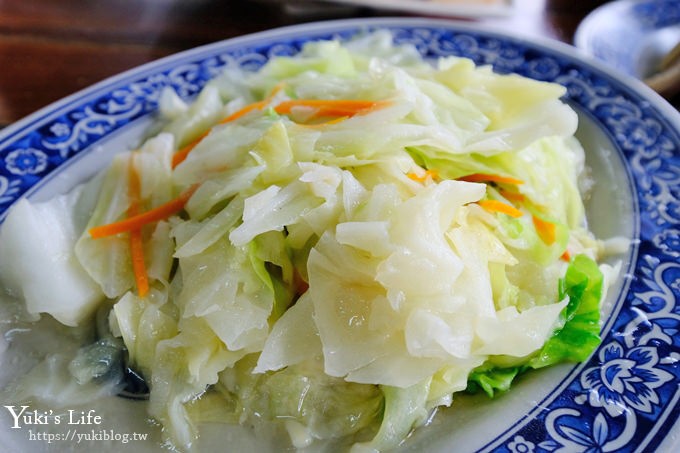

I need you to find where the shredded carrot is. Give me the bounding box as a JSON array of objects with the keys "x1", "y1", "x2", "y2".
[
  {"x1": 407, "y1": 169, "x2": 438, "y2": 182},
  {"x1": 499, "y1": 189, "x2": 526, "y2": 203},
  {"x1": 274, "y1": 99, "x2": 388, "y2": 117},
  {"x1": 458, "y1": 173, "x2": 525, "y2": 185},
  {"x1": 560, "y1": 250, "x2": 571, "y2": 262},
  {"x1": 171, "y1": 95, "x2": 385, "y2": 167},
  {"x1": 267, "y1": 82, "x2": 286, "y2": 99},
  {"x1": 129, "y1": 228, "x2": 149, "y2": 297},
  {"x1": 220, "y1": 100, "x2": 269, "y2": 124},
  {"x1": 172, "y1": 85, "x2": 285, "y2": 169},
  {"x1": 477, "y1": 199, "x2": 524, "y2": 218},
  {"x1": 300, "y1": 116, "x2": 349, "y2": 128},
  {"x1": 306, "y1": 106, "x2": 374, "y2": 118},
  {"x1": 171, "y1": 101, "x2": 267, "y2": 169},
  {"x1": 89, "y1": 185, "x2": 198, "y2": 239},
  {"x1": 127, "y1": 155, "x2": 149, "y2": 297},
  {"x1": 171, "y1": 133, "x2": 208, "y2": 168},
  {"x1": 533, "y1": 215, "x2": 556, "y2": 245},
  {"x1": 220, "y1": 84, "x2": 286, "y2": 124}
]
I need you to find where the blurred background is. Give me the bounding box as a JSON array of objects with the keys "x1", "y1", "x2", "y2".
[{"x1": 0, "y1": 0, "x2": 669, "y2": 126}]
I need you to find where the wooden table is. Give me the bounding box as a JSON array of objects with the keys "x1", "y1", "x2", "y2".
[{"x1": 0, "y1": 0, "x2": 610, "y2": 127}]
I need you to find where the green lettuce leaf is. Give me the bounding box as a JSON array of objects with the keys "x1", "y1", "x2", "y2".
[
  {"x1": 467, "y1": 254, "x2": 603, "y2": 398},
  {"x1": 467, "y1": 366, "x2": 520, "y2": 398},
  {"x1": 528, "y1": 254, "x2": 603, "y2": 368}
]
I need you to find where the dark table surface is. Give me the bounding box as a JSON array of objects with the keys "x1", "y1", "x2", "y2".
[{"x1": 0, "y1": 0, "x2": 623, "y2": 127}]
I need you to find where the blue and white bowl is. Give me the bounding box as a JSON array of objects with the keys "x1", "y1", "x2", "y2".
[{"x1": 575, "y1": 0, "x2": 680, "y2": 80}]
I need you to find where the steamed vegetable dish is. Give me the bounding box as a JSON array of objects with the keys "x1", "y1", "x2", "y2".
[{"x1": 0, "y1": 31, "x2": 615, "y2": 451}]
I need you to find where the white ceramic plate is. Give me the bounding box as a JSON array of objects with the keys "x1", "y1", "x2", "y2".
[{"x1": 1, "y1": 17, "x2": 679, "y2": 453}]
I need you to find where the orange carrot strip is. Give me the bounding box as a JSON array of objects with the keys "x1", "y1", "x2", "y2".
[
  {"x1": 560, "y1": 250, "x2": 571, "y2": 262},
  {"x1": 127, "y1": 156, "x2": 149, "y2": 297},
  {"x1": 307, "y1": 107, "x2": 377, "y2": 118},
  {"x1": 219, "y1": 100, "x2": 269, "y2": 124},
  {"x1": 218, "y1": 83, "x2": 286, "y2": 124},
  {"x1": 267, "y1": 82, "x2": 286, "y2": 99},
  {"x1": 89, "y1": 185, "x2": 198, "y2": 239},
  {"x1": 274, "y1": 99, "x2": 388, "y2": 116},
  {"x1": 171, "y1": 101, "x2": 268, "y2": 169},
  {"x1": 129, "y1": 228, "x2": 149, "y2": 297},
  {"x1": 300, "y1": 116, "x2": 349, "y2": 128},
  {"x1": 458, "y1": 173, "x2": 525, "y2": 185},
  {"x1": 172, "y1": 96, "x2": 382, "y2": 167},
  {"x1": 499, "y1": 189, "x2": 526, "y2": 203},
  {"x1": 172, "y1": 85, "x2": 285, "y2": 168},
  {"x1": 171, "y1": 132, "x2": 209, "y2": 168},
  {"x1": 407, "y1": 169, "x2": 438, "y2": 182},
  {"x1": 478, "y1": 199, "x2": 524, "y2": 218},
  {"x1": 533, "y1": 215, "x2": 556, "y2": 245}
]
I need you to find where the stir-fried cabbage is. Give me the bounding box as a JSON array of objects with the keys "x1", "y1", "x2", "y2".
[{"x1": 0, "y1": 31, "x2": 615, "y2": 452}]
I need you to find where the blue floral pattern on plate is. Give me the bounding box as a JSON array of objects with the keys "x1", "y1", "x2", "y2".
[
  {"x1": 0, "y1": 18, "x2": 678, "y2": 452},
  {"x1": 634, "y1": 0, "x2": 680, "y2": 28}
]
